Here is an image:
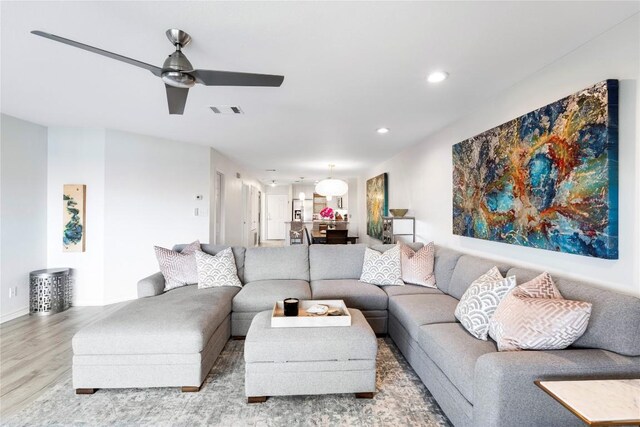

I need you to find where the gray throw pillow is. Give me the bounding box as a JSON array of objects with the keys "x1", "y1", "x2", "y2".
[{"x1": 155, "y1": 240, "x2": 200, "y2": 291}]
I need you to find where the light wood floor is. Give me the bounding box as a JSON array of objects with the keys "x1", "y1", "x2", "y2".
[{"x1": 0, "y1": 303, "x2": 128, "y2": 418}]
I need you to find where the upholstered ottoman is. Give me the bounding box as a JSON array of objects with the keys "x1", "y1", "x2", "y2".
[{"x1": 244, "y1": 308, "x2": 378, "y2": 402}]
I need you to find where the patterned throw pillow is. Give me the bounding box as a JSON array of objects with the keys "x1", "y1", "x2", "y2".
[
  {"x1": 154, "y1": 240, "x2": 201, "y2": 292},
  {"x1": 400, "y1": 242, "x2": 436, "y2": 288},
  {"x1": 488, "y1": 272, "x2": 592, "y2": 351},
  {"x1": 360, "y1": 245, "x2": 404, "y2": 286},
  {"x1": 455, "y1": 266, "x2": 516, "y2": 340},
  {"x1": 195, "y1": 248, "x2": 242, "y2": 289}
]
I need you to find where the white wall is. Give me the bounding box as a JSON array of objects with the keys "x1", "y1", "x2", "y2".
[
  {"x1": 359, "y1": 16, "x2": 640, "y2": 296},
  {"x1": 47, "y1": 128, "x2": 106, "y2": 306},
  {"x1": 0, "y1": 114, "x2": 48, "y2": 321},
  {"x1": 103, "y1": 130, "x2": 210, "y2": 304},
  {"x1": 209, "y1": 148, "x2": 264, "y2": 247}
]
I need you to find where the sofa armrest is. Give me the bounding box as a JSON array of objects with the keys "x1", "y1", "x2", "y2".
[
  {"x1": 474, "y1": 349, "x2": 640, "y2": 427},
  {"x1": 137, "y1": 272, "x2": 165, "y2": 298}
]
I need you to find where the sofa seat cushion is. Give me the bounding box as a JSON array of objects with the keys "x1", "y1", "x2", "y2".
[
  {"x1": 73, "y1": 285, "x2": 239, "y2": 355},
  {"x1": 232, "y1": 280, "x2": 311, "y2": 312},
  {"x1": 383, "y1": 284, "x2": 443, "y2": 298},
  {"x1": 310, "y1": 279, "x2": 388, "y2": 311},
  {"x1": 388, "y1": 294, "x2": 459, "y2": 341},
  {"x1": 418, "y1": 323, "x2": 497, "y2": 404}
]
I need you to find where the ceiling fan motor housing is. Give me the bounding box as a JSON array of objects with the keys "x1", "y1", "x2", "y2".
[{"x1": 161, "y1": 51, "x2": 195, "y2": 88}]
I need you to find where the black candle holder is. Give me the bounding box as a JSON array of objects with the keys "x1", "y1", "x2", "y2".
[{"x1": 283, "y1": 298, "x2": 299, "y2": 317}]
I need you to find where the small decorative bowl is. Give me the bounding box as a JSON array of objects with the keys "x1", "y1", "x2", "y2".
[{"x1": 389, "y1": 209, "x2": 408, "y2": 217}]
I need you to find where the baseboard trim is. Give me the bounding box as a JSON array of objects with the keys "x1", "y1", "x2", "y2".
[{"x1": 1, "y1": 306, "x2": 29, "y2": 324}]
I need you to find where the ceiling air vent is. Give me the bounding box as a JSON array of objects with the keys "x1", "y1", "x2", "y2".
[{"x1": 209, "y1": 105, "x2": 243, "y2": 115}]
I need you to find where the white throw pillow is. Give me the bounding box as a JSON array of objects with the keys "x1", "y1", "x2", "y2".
[
  {"x1": 155, "y1": 240, "x2": 201, "y2": 291},
  {"x1": 360, "y1": 245, "x2": 404, "y2": 286},
  {"x1": 455, "y1": 266, "x2": 516, "y2": 340},
  {"x1": 195, "y1": 248, "x2": 242, "y2": 289}
]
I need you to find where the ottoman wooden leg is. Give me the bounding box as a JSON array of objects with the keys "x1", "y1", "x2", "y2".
[
  {"x1": 247, "y1": 396, "x2": 268, "y2": 404},
  {"x1": 355, "y1": 392, "x2": 374, "y2": 399},
  {"x1": 181, "y1": 386, "x2": 200, "y2": 392},
  {"x1": 75, "y1": 388, "x2": 96, "y2": 395}
]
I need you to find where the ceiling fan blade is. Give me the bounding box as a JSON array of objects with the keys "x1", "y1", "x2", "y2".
[
  {"x1": 31, "y1": 30, "x2": 162, "y2": 77},
  {"x1": 165, "y1": 84, "x2": 189, "y2": 115},
  {"x1": 191, "y1": 70, "x2": 284, "y2": 87}
]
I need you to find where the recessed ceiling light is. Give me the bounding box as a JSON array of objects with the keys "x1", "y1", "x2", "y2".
[
  {"x1": 427, "y1": 71, "x2": 449, "y2": 83},
  {"x1": 377, "y1": 127, "x2": 390, "y2": 134},
  {"x1": 270, "y1": 180, "x2": 276, "y2": 187}
]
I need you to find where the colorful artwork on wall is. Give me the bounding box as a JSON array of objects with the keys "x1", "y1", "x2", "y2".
[
  {"x1": 452, "y1": 80, "x2": 618, "y2": 259},
  {"x1": 367, "y1": 173, "x2": 389, "y2": 240},
  {"x1": 63, "y1": 184, "x2": 86, "y2": 252}
]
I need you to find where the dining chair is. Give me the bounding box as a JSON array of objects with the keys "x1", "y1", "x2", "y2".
[
  {"x1": 303, "y1": 226, "x2": 312, "y2": 245},
  {"x1": 325, "y1": 229, "x2": 348, "y2": 245}
]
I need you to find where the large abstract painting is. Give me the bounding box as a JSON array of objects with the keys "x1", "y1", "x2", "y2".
[
  {"x1": 63, "y1": 184, "x2": 86, "y2": 252},
  {"x1": 452, "y1": 80, "x2": 618, "y2": 259},
  {"x1": 367, "y1": 173, "x2": 388, "y2": 240}
]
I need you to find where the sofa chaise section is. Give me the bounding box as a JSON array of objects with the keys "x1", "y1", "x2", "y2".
[
  {"x1": 73, "y1": 284, "x2": 239, "y2": 392},
  {"x1": 231, "y1": 245, "x2": 311, "y2": 336}
]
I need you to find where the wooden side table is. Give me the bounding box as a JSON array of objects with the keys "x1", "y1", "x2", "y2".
[{"x1": 535, "y1": 379, "x2": 640, "y2": 426}]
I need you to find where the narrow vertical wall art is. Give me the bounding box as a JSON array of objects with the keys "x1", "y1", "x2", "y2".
[
  {"x1": 366, "y1": 173, "x2": 389, "y2": 240},
  {"x1": 63, "y1": 184, "x2": 86, "y2": 252}
]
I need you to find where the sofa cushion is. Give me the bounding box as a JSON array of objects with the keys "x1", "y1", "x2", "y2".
[
  {"x1": 418, "y1": 323, "x2": 497, "y2": 404},
  {"x1": 388, "y1": 294, "x2": 459, "y2": 341},
  {"x1": 382, "y1": 284, "x2": 443, "y2": 298},
  {"x1": 400, "y1": 242, "x2": 436, "y2": 288},
  {"x1": 174, "y1": 244, "x2": 246, "y2": 284},
  {"x1": 507, "y1": 268, "x2": 639, "y2": 356},
  {"x1": 447, "y1": 255, "x2": 511, "y2": 300},
  {"x1": 244, "y1": 246, "x2": 309, "y2": 282},
  {"x1": 433, "y1": 245, "x2": 463, "y2": 295},
  {"x1": 309, "y1": 244, "x2": 367, "y2": 280},
  {"x1": 310, "y1": 279, "x2": 388, "y2": 311},
  {"x1": 73, "y1": 285, "x2": 239, "y2": 355},
  {"x1": 232, "y1": 280, "x2": 311, "y2": 312}
]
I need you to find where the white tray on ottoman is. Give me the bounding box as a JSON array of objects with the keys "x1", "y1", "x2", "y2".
[
  {"x1": 271, "y1": 299, "x2": 351, "y2": 328},
  {"x1": 244, "y1": 308, "x2": 377, "y2": 402}
]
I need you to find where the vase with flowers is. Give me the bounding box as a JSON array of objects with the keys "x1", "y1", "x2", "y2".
[{"x1": 319, "y1": 207, "x2": 335, "y2": 229}]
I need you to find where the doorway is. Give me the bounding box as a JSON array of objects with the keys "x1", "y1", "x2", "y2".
[{"x1": 266, "y1": 194, "x2": 288, "y2": 240}]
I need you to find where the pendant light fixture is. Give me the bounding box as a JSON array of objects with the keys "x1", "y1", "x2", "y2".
[{"x1": 315, "y1": 164, "x2": 348, "y2": 201}]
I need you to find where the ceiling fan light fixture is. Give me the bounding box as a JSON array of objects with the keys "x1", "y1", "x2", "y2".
[{"x1": 161, "y1": 71, "x2": 195, "y2": 88}]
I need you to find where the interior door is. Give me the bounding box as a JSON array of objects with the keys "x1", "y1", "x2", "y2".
[{"x1": 266, "y1": 194, "x2": 288, "y2": 240}]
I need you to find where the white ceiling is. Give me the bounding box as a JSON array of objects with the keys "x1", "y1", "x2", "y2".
[{"x1": 2, "y1": 1, "x2": 638, "y2": 184}]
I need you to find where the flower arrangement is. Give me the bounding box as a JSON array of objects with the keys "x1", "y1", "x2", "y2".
[{"x1": 319, "y1": 207, "x2": 334, "y2": 220}]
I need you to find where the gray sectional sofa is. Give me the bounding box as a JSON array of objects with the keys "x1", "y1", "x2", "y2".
[{"x1": 72, "y1": 242, "x2": 640, "y2": 427}]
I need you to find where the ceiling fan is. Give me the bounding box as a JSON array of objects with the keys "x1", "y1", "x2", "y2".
[{"x1": 31, "y1": 29, "x2": 284, "y2": 115}]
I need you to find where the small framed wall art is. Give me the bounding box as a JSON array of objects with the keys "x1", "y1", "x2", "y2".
[{"x1": 63, "y1": 184, "x2": 86, "y2": 252}]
